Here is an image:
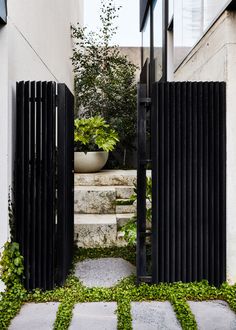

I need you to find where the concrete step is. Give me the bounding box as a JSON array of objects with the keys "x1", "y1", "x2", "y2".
[
  {"x1": 74, "y1": 186, "x2": 116, "y2": 214},
  {"x1": 74, "y1": 214, "x2": 117, "y2": 248},
  {"x1": 74, "y1": 170, "x2": 138, "y2": 187}
]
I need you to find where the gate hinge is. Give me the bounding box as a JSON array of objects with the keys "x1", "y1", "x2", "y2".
[
  {"x1": 138, "y1": 276, "x2": 152, "y2": 283},
  {"x1": 139, "y1": 98, "x2": 151, "y2": 108},
  {"x1": 139, "y1": 159, "x2": 152, "y2": 165}
]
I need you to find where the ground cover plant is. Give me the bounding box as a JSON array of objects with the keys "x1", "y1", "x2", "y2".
[{"x1": 1, "y1": 246, "x2": 236, "y2": 330}]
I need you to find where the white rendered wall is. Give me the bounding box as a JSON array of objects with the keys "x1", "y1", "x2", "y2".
[
  {"x1": 0, "y1": 25, "x2": 9, "y2": 292},
  {"x1": 0, "y1": 26, "x2": 9, "y2": 254},
  {"x1": 0, "y1": 1, "x2": 83, "y2": 292},
  {"x1": 7, "y1": 0, "x2": 83, "y2": 90},
  {"x1": 174, "y1": 11, "x2": 236, "y2": 284}
]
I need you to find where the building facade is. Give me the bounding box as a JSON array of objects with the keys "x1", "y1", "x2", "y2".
[
  {"x1": 0, "y1": 0, "x2": 83, "y2": 267},
  {"x1": 140, "y1": 0, "x2": 236, "y2": 284}
]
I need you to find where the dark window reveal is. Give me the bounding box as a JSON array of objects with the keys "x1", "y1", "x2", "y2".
[{"x1": 0, "y1": 0, "x2": 7, "y2": 24}]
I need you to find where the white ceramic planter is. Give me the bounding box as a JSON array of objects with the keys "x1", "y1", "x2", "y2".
[{"x1": 74, "y1": 151, "x2": 109, "y2": 173}]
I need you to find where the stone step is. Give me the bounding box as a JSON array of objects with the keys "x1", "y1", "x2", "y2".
[
  {"x1": 116, "y1": 186, "x2": 135, "y2": 199},
  {"x1": 116, "y1": 199, "x2": 136, "y2": 214},
  {"x1": 74, "y1": 214, "x2": 117, "y2": 248},
  {"x1": 74, "y1": 186, "x2": 116, "y2": 214},
  {"x1": 74, "y1": 186, "x2": 135, "y2": 214},
  {"x1": 116, "y1": 213, "x2": 135, "y2": 229},
  {"x1": 74, "y1": 170, "x2": 138, "y2": 186}
]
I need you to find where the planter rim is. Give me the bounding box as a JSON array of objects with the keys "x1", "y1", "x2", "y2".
[{"x1": 74, "y1": 150, "x2": 108, "y2": 154}]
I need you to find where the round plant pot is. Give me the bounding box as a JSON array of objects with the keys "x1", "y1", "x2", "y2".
[{"x1": 74, "y1": 151, "x2": 109, "y2": 173}]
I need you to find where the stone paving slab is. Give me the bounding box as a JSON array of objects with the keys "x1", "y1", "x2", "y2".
[
  {"x1": 75, "y1": 258, "x2": 136, "y2": 287},
  {"x1": 188, "y1": 300, "x2": 236, "y2": 330},
  {"x1": 69, "y1": 302, "x2": 117, "y2": 330},
  {"x1": 9, "y1": 302, "x2": 59, "y2": 330},
  {"x1": 131, "y1": 301, "x2": 181, "y2": 330}
]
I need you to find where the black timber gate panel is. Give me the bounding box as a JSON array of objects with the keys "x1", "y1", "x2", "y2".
[
  {"x1": 15, "y1": 81, "x2": 74, "y2": 291},
  {"x1": 137, "y1": 81, "x2": 226, "y2": 287}
]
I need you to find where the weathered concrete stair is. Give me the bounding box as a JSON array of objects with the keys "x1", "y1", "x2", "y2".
[{"x1": 74, "y1": 170, "x2": 137, "y2": 248}]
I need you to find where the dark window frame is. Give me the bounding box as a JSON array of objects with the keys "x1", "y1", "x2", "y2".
[
  {"x1": 0, "y1": 0, "x2": 7, "y2": 25},
  {"x1": 141, "y1": 0, "x2": 168, "y2": 84}
]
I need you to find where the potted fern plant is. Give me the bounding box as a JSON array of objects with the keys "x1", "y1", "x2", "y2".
[{"x1": 74, "y1": 116, "x2": 119, "y2": 173}]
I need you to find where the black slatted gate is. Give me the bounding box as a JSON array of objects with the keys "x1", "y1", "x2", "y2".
[
  {"x1": 137, "y1": 81, "x2": 226, "y2": 287},
  {"x1": 15, "y1": 81, "x2": 74, "y2": 291}
]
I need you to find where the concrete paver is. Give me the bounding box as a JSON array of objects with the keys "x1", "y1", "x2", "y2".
[
  {"x1": 74, "y1": 258, "x2": 136, "y2": 287},
  {"x1": 131, "y1": 301, "x2": 181, "y2": 330},
  {"x1": 9, "y1": 302, "x2": 59, "y2": 330},
  {"x1": 188, "y1": 300, "x2": 236, "y2": 330},
  {"x1": 69, "y1": 302, "x2": 117, "y2": 330}
]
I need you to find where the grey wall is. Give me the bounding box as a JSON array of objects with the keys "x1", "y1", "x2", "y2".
[{"x1": 119, "y1": 47, "x2": 141, "y2": 81}]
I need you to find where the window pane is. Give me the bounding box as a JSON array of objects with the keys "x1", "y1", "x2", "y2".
[
  {"x1": 169, "y1": 0, "x2": 174, "y2": 23},
  {"x1": 153, "y1": 0, "x2": 163, "y2": 81},
  {"x1": 174, "y1": 0, "x2": 203, "y2": 69},
  {"x1": 174, "y1": 0, "x2": 230, "y2": 69},
  {"x1": 142, "y1": 8, "x2": 150, "y2": 65},
  {"x1": 204, "y1": 0, "x2": 226, "y2": 29}
]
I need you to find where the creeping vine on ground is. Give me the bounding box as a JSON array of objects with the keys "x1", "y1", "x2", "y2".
[{"x1": 1, "y1": 246, "x2": 236, "y2": 330}]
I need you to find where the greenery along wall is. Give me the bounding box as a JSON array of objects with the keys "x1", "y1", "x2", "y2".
[{"x1": 71, "y1": 0, "x2": 138, "y2": 167}]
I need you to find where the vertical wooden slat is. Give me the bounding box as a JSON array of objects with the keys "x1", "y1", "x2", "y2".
[
  {"x1": 192, "y1": 82, "x2": 198, "y2": 281},
  {"x1": 203, "y1": 82, "x2": 209, "y2": 280},
  {"x1": 35, "y1": 81, "x2": 42, "y2": 289},
  {"x1": 181, "y1": 82, "x2": 187, "y2": 282},
  {"x1": 175, "y1": 82, "x2": 182, "y2": 282},
  {"x1": 151, "y1": 82, "x2": 159, "y2": 283},
  {"x1": 197, "y1": 83, "x2": 203, "y2": 281},
  {"x1": 16, "y1": 82, "x2": 25, "y2": 256},
  {"x1": 57, "y1": 84, "x2": 74, "y2": 284},
  {"x1": 23, "y1": 81, "x2": 30, "y2": 290},
  {"x1": 136, "y1": 83, "x2": 147, "y2": 281},
  {"x1": 186, "y1": 82, "x2": 192, "y2": 282},
  {"x1": 219, "y1": 82, "x2": 226, "y2": 283},
  {"x1": 30, "y1": 81, "x2": 36, "y2": 289},
  {"x1": 164, "y1": 83, "x2": 170, "y2": 282},
  {"x1": 169, "y1": 82, "x2": 176, "y2": 282},
  {"x1": 41, "y1": 82, "x2": 48, "y2": 290},
  {"x1": 159, "y1": 83, "x2": 165, "y2": 282},
  {"x1": 214, "y1": 82, "x2": 220, "y2": 287},
  {"x1": 208, "y1": 82, "x2": 215, "y2": 284},
  {"x1": 46, "y1": 82, "x2": 56, "y2": 289}
]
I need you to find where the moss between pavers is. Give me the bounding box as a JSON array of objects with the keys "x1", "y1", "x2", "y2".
[{"x1": 1, "y1": 246, "x2": 236, "y2": 330}]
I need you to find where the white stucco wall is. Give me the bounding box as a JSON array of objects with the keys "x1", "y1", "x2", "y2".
[
  {"x1": 0, "y1": 0, "x2": 83, "y2": 291},
  {"x1": 174, "y1": 11, "x2": 236, "y2": 284},
  {"x1": 8, "y1": 0, "x2": 83, "y2": 89},
  {"x1": 0, "y1": 26, "x2": 9, "y2": 254}
]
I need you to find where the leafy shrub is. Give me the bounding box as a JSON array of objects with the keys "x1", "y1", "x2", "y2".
[
  {"x1": 0, "y1": 242, "x2": 24, "y2": 289},
  {"x1": 121, "y1": 177, "x2": 152, "y2": 245},
  {"x1": 74, "y1": 116, "x2": 119, "y2": 152},
  {"x1": 71, "y1": 0, "x2": 138, "y2": 164}
]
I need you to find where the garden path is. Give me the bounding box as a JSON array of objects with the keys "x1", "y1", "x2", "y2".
[{"x1": 9, "y1": 257, "x2": 236, "y2": 330}]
